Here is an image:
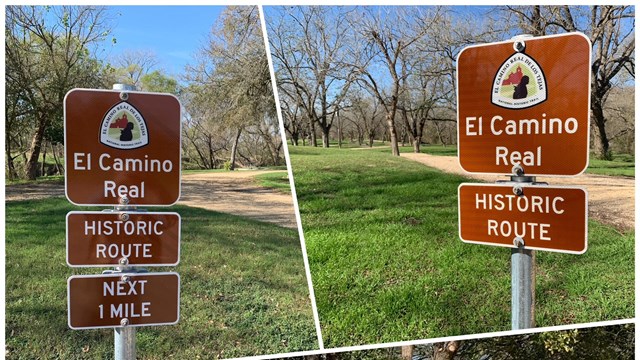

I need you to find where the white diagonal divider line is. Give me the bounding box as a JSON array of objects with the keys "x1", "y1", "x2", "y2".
[{"x1": 258, "y1": 4, "x2": 325, "y2": 350}]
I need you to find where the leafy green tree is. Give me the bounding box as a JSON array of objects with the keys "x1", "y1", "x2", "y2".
[
  {"x1": 5, "y1": 5, "x2": 112, "y2": 179},
  {"x1": 141, "y1": 70, "x2": 180, "y2": 94}
]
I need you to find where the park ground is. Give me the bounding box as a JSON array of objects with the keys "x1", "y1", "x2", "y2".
[
  {"x1": 5, "y1": 170, "x2": 318, "y2": 359},
  {"x1": 289, "y1": 145, "x2": 634, "y2": 348}
]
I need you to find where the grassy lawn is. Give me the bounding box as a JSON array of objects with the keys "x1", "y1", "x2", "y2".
[
  {"x1": 587, "y1": 153, "x2": 634, "y2": 177},
  {"x1": 6, "y1": 175, "x2": 64, "y2": 185},
  {"x1": 254, "y1": 171, "x2": 292, "y2": 193},
  {"x1": 289, "y1": 146, "x2": 634, "y2": 348},
  {"x1": 5, "y1": 198, "x2": 317, "y2": 359},
  {"x1": 373, "y1": 145, "x2": 635, "y2": 177}
]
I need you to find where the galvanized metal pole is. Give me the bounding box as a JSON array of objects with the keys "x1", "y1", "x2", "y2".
[
  {"x1": 511, "y1": 245, "x2": 535, "y2": 329},
  {"x1": 114, "y1": 325, "x2": 136, "y2": 360},
  {"x1": 111, "y1": 83, "x2": 138, "y2": 360},
  {"x1": 510, "y1": 169, "x2": 536, "y2": 330}
]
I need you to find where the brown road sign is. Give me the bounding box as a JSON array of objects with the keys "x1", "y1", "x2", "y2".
[
  {"x1": 457, "y1": 33, "x2": 591, "y2": 176},
  {"x1": 64, "y1": 89, "x2": 181, "y2": 206},
  {"x1": 66, "y1": 211, "x2": 180, "y2": 267},
  {"x1": 68, "y1": 272, "x2": 180, "y2": 329},
  {"x1": 458, "y1": 183, "x2": 588, "y2": 254}
]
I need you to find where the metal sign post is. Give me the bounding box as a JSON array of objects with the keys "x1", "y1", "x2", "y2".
[
  {"x1": 114, "y1": 197, "x2": 137, "y2": 360},
  {"x1": 456, "y1": 33, "x2": 591, "y2": 331},
  {"x1": 114, "y1": 84, "x2": 137, "y2": 360},
  {"x1": 64, "y1": 83, "x2": 182, "y2": 360},
  {"x1": 509, "y1": 172, "x2": 536, "y2": 330}
]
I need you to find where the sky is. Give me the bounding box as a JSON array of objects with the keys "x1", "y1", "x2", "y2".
[{"x1": 104, "y1": 6, "x2": 225, "y2": 77}]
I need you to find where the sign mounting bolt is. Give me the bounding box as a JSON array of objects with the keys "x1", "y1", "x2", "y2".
[
  {"x1": 119, "y1": 196, "x2": 129, "y2": 205},
  {"x1": 120, "y1": 318, "x2": 129, "y2": 327},
  {"x1": 118, "y1": 257, "x2": 129, "y2": 266},
  {"x1": 119, "y1": 92, "x2": 129, "y2": 101},
  {"x1": 513, "y1": 186, "x2": 524, "y2": 196},
  {"x1": 512, "y1": 164, "x2": 524, "y2": 177},
  {"x1": 119, "y1": 213, "x2": 130, "y2": 221},
  {"x1": 120, "y1": 274, "x2": 131, "y2": 283},
  {"x1": 513, "y1": 237, "x2": 525, "y2": 247}
]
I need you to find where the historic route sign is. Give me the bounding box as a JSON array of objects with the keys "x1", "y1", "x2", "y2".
[
  {"x1": 68, "y1": 272, "x2": 180, "y2": 329},
  {"x1": 64, "y1": 89, "x2": 181, "y2": 206},
  {"x1": 457, "y1": 33, "x2": 591, "y2": 176},
  {"x1": 458, "y1": 183, "x2": 587, "y2": 254},
  {"x1": 66, "y1": 211, "x2": 181, "y2": 267}
]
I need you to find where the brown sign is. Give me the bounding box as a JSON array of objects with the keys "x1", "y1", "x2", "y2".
[
  {"x1": 64, "y1": 89, "x2": 181, "y2": 206},
  {"x1": 458, "y1": 183, "x2": 587, "y2": 254},
  {"x1": 66, "y1": 211, "x2": 180, "y2": 267},
  {"x1": 457, "y1": 33, "x2": 591, "y2": 176},
  {"x1": 68, "y1": 272, "x2": 180, "y2": 329}
]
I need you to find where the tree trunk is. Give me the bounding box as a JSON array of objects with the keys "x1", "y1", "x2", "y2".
[
  {"x1": 321, "y1": 131, "x2": 330, "y2": 148},
  {"x1": 309, "y1": 119, "x2": 318, "y2": 147},
  {"x1": 25, "y1": 115, "x2": 49, "y2": 180},
  {"x1": 51, "y1": 142, "x2": 63, "y2": 174},
  {"x1": 591, "y1": 100, "x2": 611, "y2": 160},
  {"x1": 412, "y1": 138, "x2": 421, "y2": 153},
  {"x1": 41, "y1": 142, "x2": 47, "y2": 177},
  {"x1": 433, "y1": 341, "x2": 461, "y2": 360},
  {"x1": 208, "y1": 136, "x2": 215, "y2": 169},
  {"x1": 401, "y1": 345, "x2": 413, "y2": 360},
  {"x1": 434, "y1": 121, "x2": 447, "y2": 146},
  {"x1": 386, "y1": 111, "x2": 400, "y2": 156},
  {"x1": 5, "y1": 130, "x2": 19, "y2": 180},
  {"x1": 229, "y1": 127, "x2": 242, "y2": 170}
]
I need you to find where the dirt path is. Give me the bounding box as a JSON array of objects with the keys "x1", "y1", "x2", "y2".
[
  {"x1": 5, "y1": 170, "x2": 298, "y2": 229},
  {"x1": 179, "y1": 170, "x2": 297, "y2": 228},
  {"x1": 401, "y1": 152, "x2": 635, "y2": 231}
]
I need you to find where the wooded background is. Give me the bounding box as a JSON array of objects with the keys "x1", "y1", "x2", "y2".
[
  {"x1": 266, "y1": 6, "x2": 634, "y2": 159},
  {"x1": 5, "y1": 5, "x2": 283, "y2": 180}
]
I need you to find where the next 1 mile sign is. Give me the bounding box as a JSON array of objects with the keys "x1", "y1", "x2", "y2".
[
  {"x1": 457, "y1": 33, "x2": 591, "y2": 176},
  {"x1": 64, "y1": 89, "x2": 181, "y2": 206},
  {"x1": 68, "y1": 272, "x2": 180, "y2": 329}
]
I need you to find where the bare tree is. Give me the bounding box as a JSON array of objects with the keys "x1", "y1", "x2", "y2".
[
  {"x1": 345, "y1": 89, "x2": 385, "y2": 147},
  {"x1": 268, "y1": 6, "x2": 354, "y2": 148},
  {"x1": 114, "y1": 49, "x2": 160, "y2": 88},
  {"x1": 348, "y1": 6, "x2": 445, "y2": 156},
  {"x1": 184, "y1": 6, "x2": 280, "y2": 170},
  {"x1": 505, "y1": 5, "x2": 635, "y2": 159}
]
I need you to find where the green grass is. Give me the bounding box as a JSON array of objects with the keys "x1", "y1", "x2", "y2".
[
  {"x1": 587, "y1": 153, "x2": 634, "y2": 177},
  {"x1": 289, "y1": 146, "x2": 634, "y2": 348},
  {"x1": 181, "y1": 168, "x2": 229, "y2": 175},
  {"x1": 6, "y1": 175, "x2": 64, "y2": 185},
  {"x1": 254, "y1": 171, "x2": 292, "y2": 193},
  {"x1": 5, "y1": 198, "x2": 317, "y2": 359},
  {"x1": 374, "y1": 145, "x2": 634, "y2": 177}
]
